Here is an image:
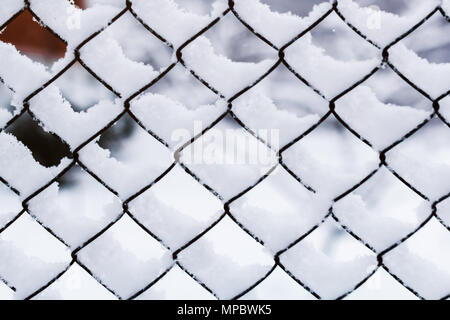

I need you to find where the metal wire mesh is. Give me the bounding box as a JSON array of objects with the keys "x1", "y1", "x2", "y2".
[{"x1": 0, "y1": 0, "x2": 449, "y2": 300}]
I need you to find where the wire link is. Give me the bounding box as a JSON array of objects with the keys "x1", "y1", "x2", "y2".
[{"x1": 0, "y1": 0, "x2": 449, "y2": 300}]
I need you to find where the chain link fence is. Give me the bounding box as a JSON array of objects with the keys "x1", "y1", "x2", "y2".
[{"x1": 0, "y1": 0, "x2": 449, "y2": 300}]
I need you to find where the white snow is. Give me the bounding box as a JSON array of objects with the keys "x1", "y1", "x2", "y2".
[
  {"x1": 131, "y1": 0, "x2": 228, "y2": 48},
  {"x1": 233, "y1": 0, "x2": 332, "y2": 48},
  {"x1": 337, "y1": 0, "x2": 441, "y2": 47},
  {"x1": 80, "y1": 32, "x2": 160, "y2": 97},
  {"x1": 27, "y1": 167, "x2": 122, "y2": 249},
  {"x1": 282, "y1": 117, "x2": 379, "y2": 199},
  {"x1": 344, "y1": 268, "x2": 418, "y2": 300},
  {"x1": 230, "y1": 167, "x2": 331, "y2": 253},
  {"x1": 239, "y1": 266, "x2": 316, "y2": 300},
  {"x1": 400, "y1": 11, "x2": 450, "y2": 62},
  {"x1": 354, "y1": 67, "x2": 432, "y2": 111},
  {"x1": 33, "y1": 263, "x2": 117, "y2": 300},
  {"x1": 389, "y1": 44, "x2": 450, "y2": 99},
  {"x1": 131, "y1": 92, "x2": 227, "y2": 149},
  {"x1": 78, "y1": 123, "x2": 173, "y2": 200},
  {"x1": 135, "y1": 265, "x2": 216, "y2": 300},
  {"x1": 0, "y1": 281, "x2": 14, "y2": 300},
  {"x1": 232, "y1": 66, "x2": 328, "y2": 148},
  {"x1": 386, "y1": 118, "x2": 450, "y2": 201},
  {"x1": 333, "y1": 167, "x2": 430, "y2": 252},
  {"x1": 0, "y1": 132, "x2": 71, "y2": 197},
  {"x1": 0, "y1": 82, "x2": 19, "y2": 128},
  {"x1": 52, "y1": 63, "x2": 116, "y2": 110},
  {"x1": 279, "y1": 218, "x2": 377, "y2": 299},
  {"x1": 177, "y1": 216, "x2": 274, "y2": 299},
  {"x1": 440, "y1": 94, "x2": 450, "y2": 122},
  {"x1": 77, "y1": 214, "x2": 172, "y2": 299},
  {"x1": 0, "y1": 214, "x2": 71, "y2": 299},
  {"x1": 335, "y1": 85, "x2": 430, "y2": 151},
  {"x1": 444, "y1": 0, "x2": 450, "y2": 15},
  {"x1": 29, "y1": 85, "x2": 123, "y2": 150},
  {"x1": 285, "y1": 32, "x2": 380, "y2": 99},
  {"x1": 87, "y1": 0, "x2": 126, "y2": 6},
  {"x1": 0, "y1": 83, "x2": 16, "y2": 128},
  {"x1": 180, "y1": 118, "x2": 278, "y2": 201},
  {"x1": 128, "y1": 165, "x2": 223, "y2": 250},
  {"x1": 181, "y1": 36, "x2": 276, "y2": 98},
  {"x1": 0, "y1": 42, "x2": 51, "y2": 103},
  {"x1": 383, "y1": 218, "x2": 450, "y2": 299},
  {"x1": 0, "y1": 182, "x2": 21, "y2": 229}
]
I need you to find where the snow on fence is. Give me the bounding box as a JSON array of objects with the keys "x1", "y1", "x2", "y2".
[{"x1": 0, "y1": 0, "x2": 449, "y2": 300}]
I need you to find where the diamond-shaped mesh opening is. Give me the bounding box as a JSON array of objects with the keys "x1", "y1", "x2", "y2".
[
  {"x1": 284, "y1": 12, "x2": 381, "y2": 99},
  {"x1": 230, "y1": 166, "x2": 330, "y2": 252},
  {"x1": 279, "y1": 218, "x2": 377, "y2": 299},
  {"x1": 76, "y1": 214, "x2": 172, "y2": 299},
  {"x1": 383, "y1": 218, "x2": 450, "y2": 300},
  {"x1": 129, "y1": 64, "x2": 227, "y2": 148},
  {"x1": 310, "y1": 11, "x2": 379, "y2": 62},
  {"x1": 334, "y1": 67, "x2": 432, "y2": 151},
  {"x1": 282, "y1": 116, "x2": 379, "y2": 199},
  {"x1": 27, "y1": 165, "x2": 122, "y2": 249},
  {"x1": 336, "y1": 0, "x2": 442, "y2": 48},
  {"x1": 232, "y1": 63, "x2": 329, "y2": 149},
  {"x1": 102, "y1": 12, "x2": 173, "y2": 69},
  {"x1": 177, "y1": 216, "x2": 274, "y2": 299},
  {"x1": 52, "y1": 62, "x2": 117, "y2": 112},
  {"x1": 387, "y1": 11, "x2": 450, "y2": 99},
  {"x1": 79, "y1": 114, "x2": 173, "y2": 199},
  {"x1": 0, "y1": 214, "x2": 71, "y2": 299},
  {"x1": 180, "y1": 115, "x2": 278, "y2": 201},
  {"x1": 28, "y1": 62, "x2": 122, "y2": 149},
  {"x1": 386, "y1": 117, "x2": 450, "y2": 201},
  {"x1": 181, "y1": 11, "x2": 278, "y2": 98},
  {"x1": 128, "y1": 165, "x2": 223, "y2": 250},
  {"x1": 334, "y1": 167, "x2": 430, "y2": 252}
]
